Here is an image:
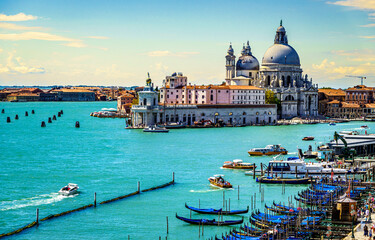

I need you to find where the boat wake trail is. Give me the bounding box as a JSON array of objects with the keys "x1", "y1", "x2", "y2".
[{"x1": 0, "y1": 193, "x2": 72, "y2": 211}]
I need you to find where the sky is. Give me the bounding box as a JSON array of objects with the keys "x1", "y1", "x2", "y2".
[{"x1": 0, "y1": 0, "x2": 374, "y2": 88}]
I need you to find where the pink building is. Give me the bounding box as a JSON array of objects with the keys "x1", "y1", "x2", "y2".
[{"x1": 160, "y1": 72, "x2": 265, "y2": 105}]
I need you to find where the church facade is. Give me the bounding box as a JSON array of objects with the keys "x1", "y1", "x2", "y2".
[{"x1": 225, "y1": 21, "x2": 319, "y2": 119}]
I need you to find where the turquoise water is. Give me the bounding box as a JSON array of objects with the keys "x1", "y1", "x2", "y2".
[{"x1": 0, "y1": 102, "x2": 371, "y2": 239}]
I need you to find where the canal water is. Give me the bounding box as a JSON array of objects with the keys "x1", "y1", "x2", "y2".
[{"x1": 0, "y1": 102, "x2": 371, "y2": 239}]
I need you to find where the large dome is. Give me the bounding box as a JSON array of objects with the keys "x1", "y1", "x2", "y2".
[
  {"x1": 236, "y1": 55, "x2": 259, "y2": 71},
  {"x1": 262, "y1": 44, "x2": 300, "y2": 66}
]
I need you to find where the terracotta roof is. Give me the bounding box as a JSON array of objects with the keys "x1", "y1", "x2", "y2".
[
  {"x1": 347, "y1": 85, "x2": 375, "y2": 91},
  {"x1": 341, "y1": 102, "x2": 360, "y2": 108},
  {"x1": 318, "y1": 88, "x2": 345, "y2": 96},
  {"x1": 51, "y1": 88, "x2": 93, "y2": 93},
  {"x1": 327, "y1": 100, "x2": 341, "y2": 104},
  {"x1": 119, "y1": 93, "x2": 135, "y2": 98},
  {"x1": 365, "y1": 104, "x2": 375, "y2": 108}
]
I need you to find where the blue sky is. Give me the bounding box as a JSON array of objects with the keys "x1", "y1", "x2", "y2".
[{"x1": 0, "y1": 0, "x2": 374, "y2": 88}]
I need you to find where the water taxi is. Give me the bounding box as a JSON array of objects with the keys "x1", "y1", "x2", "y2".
[
  {"x1": 58, "y1": 183, "x2": 79, "y2": 196},
  {"x1": 208, "y1": 175, "x2": 232, "y2": 188},
  {"x1": 143, "y1": 126, "x2": 169, "y2": 133},
  {"x1": 248, "y1": 145, "x2": 287, "y2": 156},
  {"x1": 222, "y1": 159, "x2": 256, "y2": 170},
  {"x1": 302, "y1": 136, "x2": 314, "y2": 141}
]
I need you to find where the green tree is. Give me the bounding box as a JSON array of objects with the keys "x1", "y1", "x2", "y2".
[{"x1": 265, "y1": 90, "x2": 280, "y2": 105}]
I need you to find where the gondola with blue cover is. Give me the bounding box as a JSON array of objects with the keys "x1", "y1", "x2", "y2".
[
  {"x1": 176, "y1": 213, "x2": 243, "y2": 225},
  {"x1": 185, "y1": 203, "x2": 249, "y2": 215}
]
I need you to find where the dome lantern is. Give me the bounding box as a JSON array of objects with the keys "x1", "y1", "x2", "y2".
[
  {"x1": 274, "y1": 20, "x2": 288, "y2": 44},
  {"x1": 227, "y1": 43, "x2": 234, "y2": 56}
]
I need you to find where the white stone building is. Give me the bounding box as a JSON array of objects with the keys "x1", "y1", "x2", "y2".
[{"x1": 225, "y1": 21, "x2": 319, "y2": 119}]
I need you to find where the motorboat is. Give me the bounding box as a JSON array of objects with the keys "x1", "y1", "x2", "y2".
[
  {"x1": 143, "y1": 125, "x2": 169, "y2": 133},
  {"x1": 329, "y1": 123, "x2": 336, "y2": 126},
  {"x1": 302, "y1": 146, "x2": 318, "y2": 159},
  {"x1": 245, "y1": 156, "x2": 349, "y2": 177},
  {"x1": 157, "y1": 122, "x2": 185, "y2": 129},
  {"x1": 302, "y1": 136, "x2": 314, "y2": 141},
  {"x1": 361, "y1": 125, "x2": 369, "y2": 129},
  {"x1": 248, "y1": 144, "x2": 287, "y2": 156},
  {"x1": 256, "y1": 176, "x2": 309, "y2": 184},
  {"x1": 58, "y1": 183, "x2": 79, "y2": 195},
  {"x1": 222, "y1": 159, "x2": 255, "y2": 170},
  {"x1": 208, "y1": 174, "x2": 232, "y2": 188}
]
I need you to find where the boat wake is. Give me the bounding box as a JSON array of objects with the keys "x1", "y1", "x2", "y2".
[{"x1": 0, "y1": 193, "x2": 74, "y2": 211}]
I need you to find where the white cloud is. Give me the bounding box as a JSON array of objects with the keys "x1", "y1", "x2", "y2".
[
  {"x1": 332, "y1": 49, "x2": 375, "y2": 61},
  {"x1": 62, "y1": 42, "x2": 87, "y2": 48},
  {"x1": 86, "y1": 36, "x2": 109, "y2": 40},
  {"x1": 0, "y1": 22, "x2": 43, "y2": 30},
  {"x1": 0, "y1": 52, "x2": 45, "y2": 74},
  {"x1": 0, "y1": 31, "x2": 87, "y2": 48},
  {"x1": 0, "y1": 31, "x2": 77, "y2": 41},
  {"x1": 361, "y1": 23, "x2": 375, "y2": 27},
  {"x1": 328, "y1": 0, "x2": 375, "y2": 11},
  {"x1": 146, "y1": 50, "x2": 199, "y2": 57},
  {"x1": 311, "y1": 58, "x2": 375, "y2": 79},
  {"x1": 0, "y1": 13, "x2": 38, "y2": 22},
  {"x1": 360, "y1": 35, "x2": 375, "y2": 39}
]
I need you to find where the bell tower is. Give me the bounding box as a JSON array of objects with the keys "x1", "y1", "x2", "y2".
[{"x1": 225, "y1": 43, "x2": 235, "y2": 84}]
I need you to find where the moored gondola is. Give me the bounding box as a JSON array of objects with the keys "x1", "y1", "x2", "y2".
[
  {"x1": 176, "y1": 214, "x2": 243, "y2": 225},
  {"x1": 185, "y1": 203, "x2": 249, "y2": 215}
]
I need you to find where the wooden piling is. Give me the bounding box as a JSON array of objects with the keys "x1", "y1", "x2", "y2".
[
  {"x1": 260, "y1": 163, "x2": 263, "y2": 176},
  {"x1": 6, "y1": 117, "x2": 10, "y2": 123},
  {"x1": 25, "y1": 111, "x2": 28, "y2": 117},
  {"x1": 172, "y1": 172, "x2": 175, "y2": 183},
  {"x1": 94, "y1": 192, "x2": 97, "y2": 207},
  {"x1": 36, "y1": 208, "x2": 39, "y2": 224},
  {"x1": 166, "y1": 216, "x2": 169, "y2": 234},
  {"x1": 238, "y1": 185, "x2": 240, "y2": 200},
  {"x1": 137, "y1": 181, "x2": 140, "y2": 193},
  {"x1": 253, "y1": 163, "x2": 256, "y2": 179}
]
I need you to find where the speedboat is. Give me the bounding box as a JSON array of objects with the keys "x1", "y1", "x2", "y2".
[
  {"x1": 58, "y1": 183, "x2": 79, "y2": 195},
  {"x1": 248, "y1": 145, "x2": 287, "y2": 156},
  {"x1": 157, "y1": 122, "x2": 186, "y2": 129},
  {"x1": 143, "y1": 125, "x2": 169, "y2": 133},
  {"x1": 208, "y1": 175, "x2": 232, "y2": 188},
  {"x1": 302, "y1": 136, "x2": 314, "y2": 141},
  {"x1": 222, "y1": 159, "x2": 255, "y2": 170},
  {"x1": 361, "y1": 125, "x2": 368, "y2": 129},
  {"x1": 329, "y1": 123, "x2": 336, "y2": 126}
]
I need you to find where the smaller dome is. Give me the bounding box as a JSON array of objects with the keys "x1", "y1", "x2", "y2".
[
  {"x1": 227, "y1": 44, "x2": 234, "y2": 55},
  {"x1": 236, "y1": 55, "x2": 259, "y2": 71},
  {"x1": 277, "y1": 25, "x2": 285, "y2": 32}
]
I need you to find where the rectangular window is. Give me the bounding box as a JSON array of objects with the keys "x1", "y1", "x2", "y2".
[
  {"x1": 210, "y1": 95, "x2": 213, "y2": 101},
  {"x1": 167, "y1": 95, "x2": 169, "y2": 98},
  {"x1": 202, "y1": 95, "x2": 205, "y2": 99}
]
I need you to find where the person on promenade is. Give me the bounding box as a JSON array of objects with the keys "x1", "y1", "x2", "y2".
[
  {"x1": 365, "y1": 225, "x2": 369, "y2": 237},
  {"x1": 366, "y1": 207, "x2": 370, "y2": 222}
]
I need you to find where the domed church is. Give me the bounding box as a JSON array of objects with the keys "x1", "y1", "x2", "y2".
[{"x1": 225, "y1": 21, "x2": 318, "y2": 118}]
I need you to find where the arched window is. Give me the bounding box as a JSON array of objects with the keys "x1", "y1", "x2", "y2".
[
  {"x1": 281, "y1": 76, "x2": 285, "y2": 87},
  {"x1": 143, "y1": 98, "x2": 147, "y2": 105},
  {"x1": 153, "y1": 98, "x2": 156, "y2": 105},
  {"x1": 201, "y1": 113, "x2": 205, "y2": 116},
  {"x1": 285, "y1": 95, "x2": 295, "y2": 101},
  {"x1": 286, "y1": 76, "x2": 291, "y2": 87},
  {"x1": 266, "y1": 76, "x2": 271, "y2": 86},
  {"x1": 242, "y1": 112, "x2": 246, "y2": 115}
]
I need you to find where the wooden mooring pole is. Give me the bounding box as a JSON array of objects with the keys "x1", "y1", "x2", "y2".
[
  {"x1": 172, "y1": 172, "x2": 175, "y2": 183},
  {"x1": 166, "y1": 216, "x2": 169, "y2": 234},
  {"x1": 238, "y1": 185, "x2": 240, "y2": 200},
  {"x1": 137, "y1": 181, "x2": 140, "y2": 193},
  {"x1": 94, "y1": 192, "x2": 97, "y2": 207},
  {"x1": 253, "y1": 163, "x2": 256, "y2": 179},
  {"x1": 36, "y1": 208, "x2": 39, "y2": 224}
]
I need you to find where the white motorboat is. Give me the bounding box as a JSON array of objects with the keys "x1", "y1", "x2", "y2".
[
  {"x1": 143, "y1": 125, "x2": 169, "y2": 133},
  {"x1": 58, "y1": 183, "x2": 79, "y2": 195},
  {"x1": 245, "y1": 156, "x2": 348, "y2": 177}
]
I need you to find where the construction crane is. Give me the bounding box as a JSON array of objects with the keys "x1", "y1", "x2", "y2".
[{"x1": 346, "y1": 75, "x2": 367, "y2": 85}]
